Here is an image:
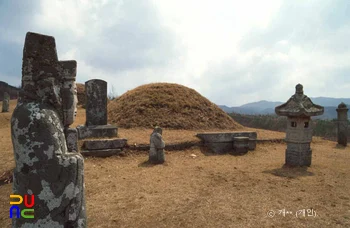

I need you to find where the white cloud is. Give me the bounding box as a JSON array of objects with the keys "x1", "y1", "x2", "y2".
[{"x1": 0, "y1": 0, "x2": 349, "y2": 106}]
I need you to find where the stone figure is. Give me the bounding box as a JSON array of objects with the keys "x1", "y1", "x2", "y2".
[
  {"x1": 149, "y1": 127, "x2": 165, "y2": 164},
  {"x1": 2, "y1": 92, "x2": 10, "y2": 112},
  {"x1": 11, "y1": 32, "x2": 86, "y2": 227}
]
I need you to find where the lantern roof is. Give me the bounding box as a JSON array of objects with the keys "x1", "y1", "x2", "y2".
[{"x1": 275, "y1": 84, "x2": 324, "y2": 117}]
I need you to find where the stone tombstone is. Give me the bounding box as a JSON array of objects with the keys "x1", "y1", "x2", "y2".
[
  {"x1": 2, "y1": 91, "x2": 10, "y2": 112},
  {"x1": 336, "y1": 102, "x2": 348, "y2": 146},
  {"x1": 11, "y1": 32, "x2": 86, "y2": 227},
  {"x1": 85, "y1": 79, "x2": 107, "y2": 126},
  {"x1": 149, "y1": 127, "x2": 165, "y2": 164},
  {"x1": 275, "y1": 84, "x2": 324, "y2": 167}
]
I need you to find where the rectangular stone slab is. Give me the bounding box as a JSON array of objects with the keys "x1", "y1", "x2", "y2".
[
  {"x1": 81, "y1": 149, "x2": 121, "y2": 157},
  {"x1": 83, "y1": 138, "x2": 127, "y2": 150},
  {"x1": 196, "y1": 132, "x2": 257, "y2": 152},
  {"x1": 77, "y1": 125, "x2": 118, "y2": 139},
  {"x1": 205, "y1": 142, "x2": 233, "y2": 154}
]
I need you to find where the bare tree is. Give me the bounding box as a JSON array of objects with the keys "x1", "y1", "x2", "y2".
[{"x1": 108, "y1": 84, "x2": 119, "y2": 100}]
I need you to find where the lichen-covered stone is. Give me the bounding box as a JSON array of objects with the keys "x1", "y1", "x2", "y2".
[
  {"x1": 85, "y1": 79, "x2": 107, "y2": 126},
  {"x1": 66, "y1": 128, "x2": 78, "y2": 152},
  {"x1": 336, "y1": 102, "x2": 348, "y2": 146},
  {"x1": 11, "y1": 32, "x2": 86, "y2": 227},
  {"x1": 275, "y1": 84, "x2": 324, "y2": 167},
  {"x1": 2, "y1": 92, "x2": 10, "y2": 112},
  {"x1": 76, "y1": 124, "x2": 117, "y2": 139},
  {"x1": 149, "y1": 127, "x2": 165, "y2": 164}
]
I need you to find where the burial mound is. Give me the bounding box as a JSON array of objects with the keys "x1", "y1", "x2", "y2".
[
  {"x1": 77, "y1": 83, "x2": 86, "y2": 105},
  {"x1": 108, "y1": 83, "x2": 242, "y2": 129}
]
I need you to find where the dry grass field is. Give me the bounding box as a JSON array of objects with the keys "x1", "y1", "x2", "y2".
[{"x1": 0, "y1": 100, "x2": 349, "y2": 227}]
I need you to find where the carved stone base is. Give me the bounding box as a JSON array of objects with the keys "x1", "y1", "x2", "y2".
[
  {"x1": 285, "y1": 143, "x2": 312, "y2": 166},
  {"x1": 83, "y1": 138, "x2": 127, "y2": 150},
  {"x1": 77, "y1": 125, "x2": 118, "y2": 139}
]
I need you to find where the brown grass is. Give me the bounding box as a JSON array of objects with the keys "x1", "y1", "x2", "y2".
[
  {"x1": 107, "y1": 83, "x2": 243, "y2": 130},
  {"x1": 0, "y1": 100, "x2": 349, "y2": 227},
  {"x1": 77, "y1": 83, "x2": 86, "y2": 105}
]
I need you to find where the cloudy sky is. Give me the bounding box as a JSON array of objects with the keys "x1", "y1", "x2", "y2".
[{"x1": 0, "y1": 0, "x2": 349, "y2": 106}]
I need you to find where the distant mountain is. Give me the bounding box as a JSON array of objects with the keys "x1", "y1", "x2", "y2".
[{"x1": 219, "y1": 97, "x2": 350, "y2": 120}]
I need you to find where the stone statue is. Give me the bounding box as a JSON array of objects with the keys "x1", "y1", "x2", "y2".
[
  {"x1": 336, "y1": 102, "x2": 348, "y2": 146},
  {"x1": 2, "y1": 91, "x2": 10, "y2": 112},
  {"x1": 149, "y1": 127, "x2": 165, "y2": 164},
  {"x1": 11, "y1": 32, "x2": 86, "y2": 227}
]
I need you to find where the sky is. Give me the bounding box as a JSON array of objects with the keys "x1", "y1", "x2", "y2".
[{"x1": 0, "y1": 0, "x2": 349, "y2": 106}]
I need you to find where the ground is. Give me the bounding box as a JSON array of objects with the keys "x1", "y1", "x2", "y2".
[{"x1": 0, "y1": 100, "x2": 349, "y2": 227}]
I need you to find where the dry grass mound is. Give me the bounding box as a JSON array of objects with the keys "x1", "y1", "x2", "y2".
[
  {"x1": 76, "y1": 83, "x2": 85, "y2": 106},
  {"x1": 108, "y1": 83, "x2": 242, "y2": 129}
]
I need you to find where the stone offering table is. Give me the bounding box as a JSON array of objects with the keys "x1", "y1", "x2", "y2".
[
  {"x1": 196, "y1": 131, "x2": 257, "y2": 154},
  {"x1": 233, "y1": 136, "x2": 250, "y2": 154}
]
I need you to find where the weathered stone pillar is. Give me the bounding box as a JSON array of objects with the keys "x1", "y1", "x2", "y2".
[
  {"x1": 336, "y1": 102, "x2": 348, "y2": 146},
  {"x1": 275, "y1": 84, "x2": 324, "y2": 167},
  {"x1": 85, "y1": 79, "x2": 107, "y2": 126},
  {"x1": 11, "y1": 31, "x2": 86, "y2": 227},
  {"x1": 65, "y1": 128, "x2": 79, "y2": 152},
  {"x1": 149, "y1": 127, "x2": 165, "y2": 164},
  {"x1": 2, "y1": 92, "x2": 9, "y2": 112}
]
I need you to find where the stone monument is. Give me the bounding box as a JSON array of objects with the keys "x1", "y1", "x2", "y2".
[
  {"x1": 2, "y1": 91, "x2": 10, "y2": 112},
  {"x1": 275, "y1": 84, "x2": 324, "y2": 167},
  {"x1": 85, "y1": 79, "x2": 107, "y2": 125},
  {"x1": 336, "y1": 102, "x2": 348, "y2": 146},
  {"x1": 76, "y1": 79, "x2": 117, "y2": 139},
  {"x1": 149, "y1": 127, "x2": 165, "y2": 164},
  {"x1": 11, "y1": 32, "x2": 86, "y2": 227}
]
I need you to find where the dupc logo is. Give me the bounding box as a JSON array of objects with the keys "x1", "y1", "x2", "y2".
[{"x1": 9, "y1": 194, "x2": 35, "y2": 219}]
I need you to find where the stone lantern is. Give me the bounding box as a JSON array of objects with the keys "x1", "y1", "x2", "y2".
[
  {"x1": 275, "y1": 84, "x2": 324, "y2": 167},
  {"x1": 336, "y1": 102, "x2": 348, "y2": 146}
]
